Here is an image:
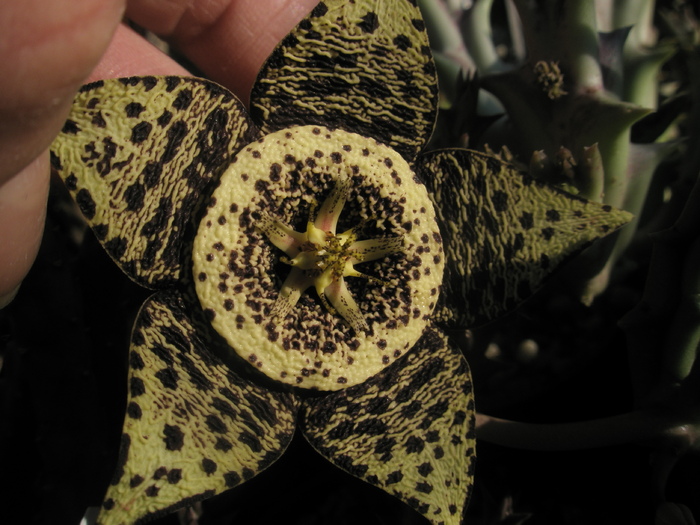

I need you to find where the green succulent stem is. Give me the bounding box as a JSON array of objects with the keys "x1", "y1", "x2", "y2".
[
  {"x1": 512, "y1": 0, "x2": 603, "y2": 93},
  {"x1": 624, "y1": 43, "x2": 677, "y2": 109},
  {"x1": 579, "y1": 143, "x2": 605, "y2": 202},
  {"x1": 418, "y1": 0, "x2": 475, "y2": 71},
  {"x1": 661, "y1": 237, "x2": 700, "y2": 383},
  {"x1": 476, "y1": 405, "x2": 700, "y2": 509},
  {"x1": 617, "y1": 33, "x2": 700, "y2": 403},
  {"x1": 611, "y1": 0, "x2": 655, "y2": 44},
  {"x1": 475, "y1": 408, "x2": 700, "y2": 451},
  {"x1": 462, "y1": 0, "x2": 507, "y2": 74},
  {"x1": 620, "y1": 169, "x2": 700, "y2": 405}
]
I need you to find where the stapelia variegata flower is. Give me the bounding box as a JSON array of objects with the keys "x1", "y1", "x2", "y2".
[{"x1": 50, "y1": 1, "x2": 632, "y2": 524}]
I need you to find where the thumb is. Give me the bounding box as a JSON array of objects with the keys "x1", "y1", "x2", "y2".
[{"x1": 0, "y1": 0, "x2": 125, "y2": 306}]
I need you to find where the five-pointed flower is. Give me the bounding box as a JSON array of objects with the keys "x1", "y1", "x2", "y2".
[{"x1": 50, "y1": 1, "x2": 632, "y2": 524}]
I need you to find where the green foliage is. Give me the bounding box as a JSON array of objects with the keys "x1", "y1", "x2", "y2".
[{"x1": 421, "y1": 0, "x2": 700, "y2": 521}]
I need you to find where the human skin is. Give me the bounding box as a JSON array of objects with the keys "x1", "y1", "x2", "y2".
[{"x1": 0, "y1": 0, "x2": 317, "y2": 307}]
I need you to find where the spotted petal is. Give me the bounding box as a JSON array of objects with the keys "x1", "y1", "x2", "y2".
[
  {"x1": 50, "y1": 77, "x2": 257, "y2": 288},
  {"x1": 251, "y1": 0, "x2": 438, "y2": 161},
  {"x1": 98, "y1": 290, "x2": 298, "y2": 525},
  {"x1": 301, "y1": 326, "x2": 475, "y2": 525},
  {"x1": 417, "y1": 149, "x2": 634, "y2": 327}
]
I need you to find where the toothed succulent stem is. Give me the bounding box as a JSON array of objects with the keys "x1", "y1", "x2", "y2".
[
  {"x1": 462, "y1": 0, "x2": 507, "y2": 74},
  {"x1": 423, "y1": 0, "x2": 678, "y2": 302}
]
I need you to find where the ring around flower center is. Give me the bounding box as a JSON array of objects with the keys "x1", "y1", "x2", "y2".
[{"x1": 192, "y1": 125, "x2": 444, "y2": 390}]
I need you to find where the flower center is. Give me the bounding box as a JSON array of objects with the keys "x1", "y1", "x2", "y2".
[
  {"x1": 257, "y1": 176, "x2": 403, "y2": 334},
  {"x1": 192, "y1": 125, "x2": 444, "y2": 390}
]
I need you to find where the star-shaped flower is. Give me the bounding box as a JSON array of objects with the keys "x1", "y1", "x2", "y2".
[{"x1": 50, "y1": 1, "x2": 632, "y2": 524}]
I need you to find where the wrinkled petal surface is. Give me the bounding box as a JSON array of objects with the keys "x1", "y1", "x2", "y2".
[
  {"x1": 99, "y1": 290, "x2": 298, "y2": 525},
  {"x1": 301, "y1": 325, "x2": 475, "y2": 525},
  {"x1": 251, "y1": 0, "x2": 438, "y2": 160},
  {"x1": 50, "y1": 76, "x2": 258, "y2": 288},
  {"x1": 417, "y1": 149, "x2": 633, "y2": 327}
]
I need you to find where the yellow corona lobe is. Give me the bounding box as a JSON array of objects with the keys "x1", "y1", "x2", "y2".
[
  {"x1": 258, "y1": 179, "x2": 403, "y2": 334},
  {"x1": 192, "y1": 125, "x2": 444, "y2": 390}
]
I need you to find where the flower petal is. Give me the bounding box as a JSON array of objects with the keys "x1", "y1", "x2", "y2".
[
  {"x1": 50, "y1": 76, "x2": 258, "y2": 288},
  {"x1": 416, "y1": 149, "x2": 634, "y2": 328},
  {"x1": 301, "y1": 325, "x2": 475, "y2": 524},
  {"x1": 97, "y1": 290, "x2": 298, "y2": 525},
  {"x1": 250, "y1": 0, "x2": 438, "y2": 160}
]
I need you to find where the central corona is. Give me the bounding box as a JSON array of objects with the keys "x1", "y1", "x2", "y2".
[
  {"x1": 192, "y1": 125, "x2": 444, "y2": 390},
  {"x1": 257, "y1": 176, "x2": 404, "y2": 334}
]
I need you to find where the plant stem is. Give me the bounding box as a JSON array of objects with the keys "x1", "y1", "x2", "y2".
[
  {"x1": 475, "y1": 408, "x2": 700, "y2": 451},
  {"x1": 462, "y1": 0, "x2": 506, "y2": 74}
]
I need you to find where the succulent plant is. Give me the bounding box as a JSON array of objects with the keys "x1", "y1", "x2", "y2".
[
  {"x1": 419, "y1": 0, "x2": 700, "y2": 520},
  {"x1": 49, "y1": 0, "x2": 631, "y2": 524},
  {"x1": 420, "y1": 0, "x2": 680, "y2": 303}
]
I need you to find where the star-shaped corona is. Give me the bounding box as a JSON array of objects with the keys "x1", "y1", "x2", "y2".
[{"x1": 258, "y1": 176, "x2": 404, "y2": 334}]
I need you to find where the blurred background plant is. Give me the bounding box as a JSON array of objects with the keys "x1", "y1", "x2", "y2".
[{"x1": 418, "y1": 0, "x2": 700, "y2": 522}]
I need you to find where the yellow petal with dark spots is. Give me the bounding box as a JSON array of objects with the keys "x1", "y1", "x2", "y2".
[
  {"x1": 417, "y1": 149, "x2": 634, "y2": 328},
  {"x1": 50, "y1": 76, "x2": 257, "y2": 288},
  {"x1": 251, "y1": 0, "x2": 438, "y2": 161},
  {"x1": 301, "y1": 325, "x2": 475, "y2": 525},
  {"x1": 97, "y1": 290, "x2": 298, "y2": 525}
]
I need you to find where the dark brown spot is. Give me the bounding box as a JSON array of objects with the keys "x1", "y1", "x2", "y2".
[
  {"x1": 270, "y1": 163, "x2": 282, "y2": 182},
  {"x1": 129, "y1": 475, "x2": 144, "y2": 488},
  {"x1": 546, "y1": 209, "x2": 561, "y2": 221},
  {"x1": 163, "y1": 424, "x2": 185, "y2": 451},
  {"x1": 215, "y1": 437, "x2": 233, "y2": 452},
  {"x1": 393, "y1": 34, "x2": 412, "y2": 50},
  {"x1": 358, "y1": 11, "x2": 379, "y2": 33},
  {"x1": 130, "y1": 121, "x2": 152, "y2": 144},
  {"x1": 167, "y1": 469, "x2": 182, "y2": 484},
  {"x1": 127, "y1": 402, "x2": 142, "y2": 419},
  {"x1": 202, "y1": 458, "x2": 217, "y2": 474},
  {"x1": 224, "y1": 471, "x2": 241, "y2": 487},
  {"x1": 125, "y1": 102, "x2": 145, "y2": 118}
]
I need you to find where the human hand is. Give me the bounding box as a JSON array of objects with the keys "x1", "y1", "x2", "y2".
[{"x1": 0, "y1": 0, "x2": 317, "y2": 307}]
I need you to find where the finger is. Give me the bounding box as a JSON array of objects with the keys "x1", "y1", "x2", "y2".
[
  {"x1": 0, "y1": 0, "x2": 125, "y2": 305},
  {"x1": 124, "y1": 0, "x2": 318, "y2": 104},
  {"x1": 0, "y1": 0, "x2": 125, "y2": 182},
  {"x1": 87, "y1": 24, "x2": 190, "y2": 82}
]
